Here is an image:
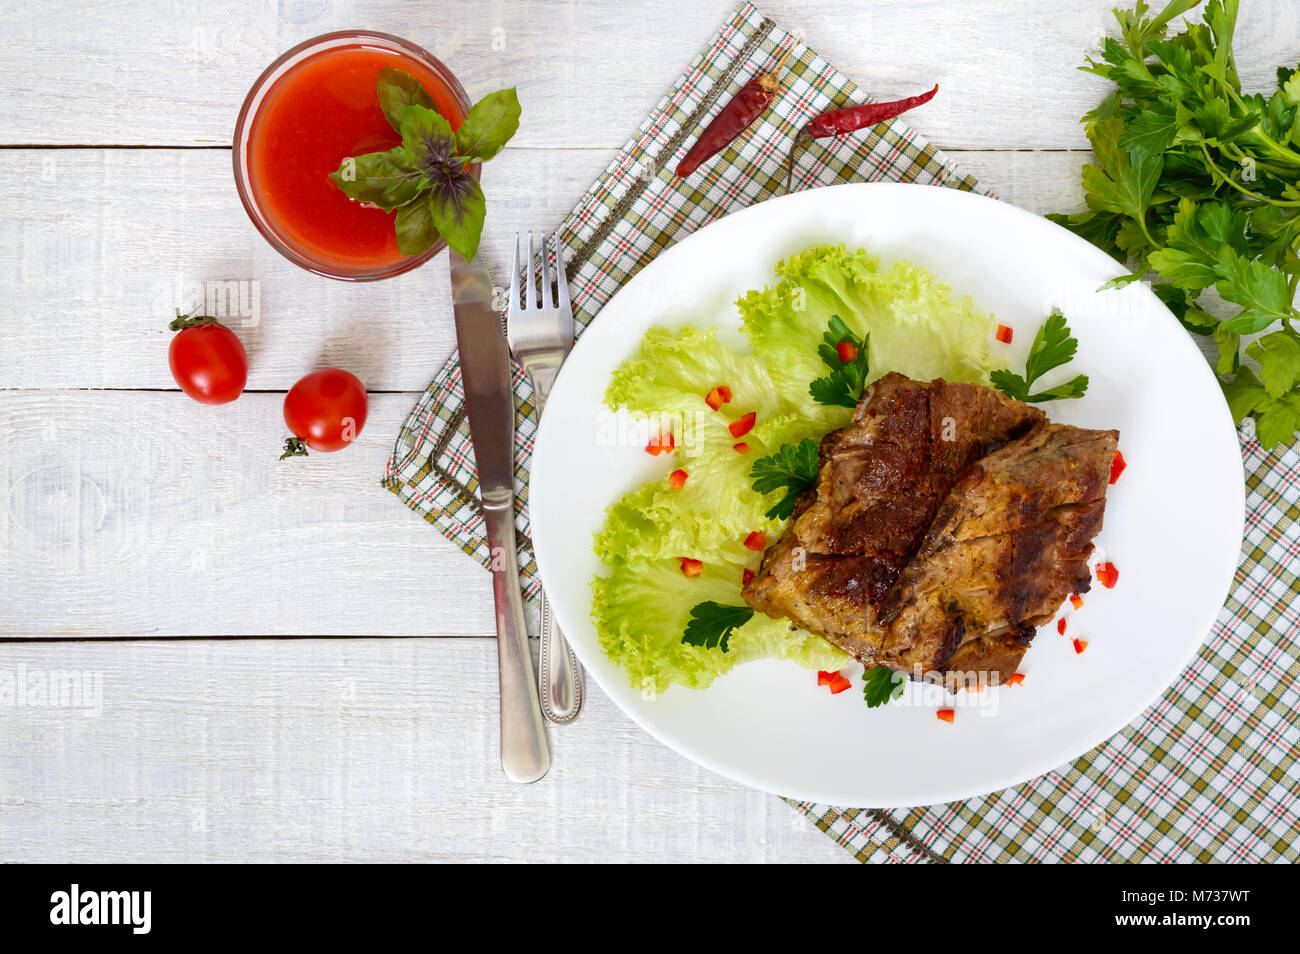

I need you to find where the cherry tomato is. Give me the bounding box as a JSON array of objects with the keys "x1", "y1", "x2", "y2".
[
  {"x1": 168, "y1": 313, "x2": 248, "y2": 404},
  {"x1": 281, "y1": 368, "x2": 368, "y2": 458}
]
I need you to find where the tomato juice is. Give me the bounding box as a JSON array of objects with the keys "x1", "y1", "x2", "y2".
[{"x1": 235, "y1": 34, "x2": 469, "y2": 279}]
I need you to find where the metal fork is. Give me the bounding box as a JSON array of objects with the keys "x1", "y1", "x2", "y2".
[{"x1": 507, "y1": 231, "x2": 584, "y2": 724}]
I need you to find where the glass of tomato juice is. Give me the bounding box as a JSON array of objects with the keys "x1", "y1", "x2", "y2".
[{"x1": 233, "y1": 31, "x2": 471, "y2": 281}]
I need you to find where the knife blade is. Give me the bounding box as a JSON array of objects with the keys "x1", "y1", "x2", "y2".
[{"x1": 449, "y1": 249, "x2": 550, "y2": 783}]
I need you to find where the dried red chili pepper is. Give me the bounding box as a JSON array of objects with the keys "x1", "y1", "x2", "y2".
[
  {"x1": 785, "y1": 84, "x2": 939, "y2": 193},
  {"x1": 675, "y1": 44, "x2": 797, "y2": 178}
]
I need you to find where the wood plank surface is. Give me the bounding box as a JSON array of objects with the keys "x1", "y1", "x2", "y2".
[
  {"x1": 0, "y1": 637, "x2": 855, "y2": 863},
  {"x1": 0, "y1": 390, "x2": 495, "y2": 637},
  {"x1": 2, "y1": 0, "x2": 1285, "y2": 862},
  {"x1": 1, "y1": 1, "x2": 1294, "y2": 150},
  {"x1": 0, "y1": 148, "x2": 1088, "y2": 392}
]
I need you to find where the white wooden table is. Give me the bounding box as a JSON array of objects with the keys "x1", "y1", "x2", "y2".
[{"x1": 0, "y1": 0, "x2": 1288, "y2": 863}]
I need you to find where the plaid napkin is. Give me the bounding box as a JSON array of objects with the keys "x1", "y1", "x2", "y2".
[
  {"x1": 383, "y1": 2, "x2": 1299, "y2": 863},
  {"x1": 793, "y1": 432, "x2": 1299, "y2": 863},
  {"x1": 383, "y1": 1, "x2": 981, "y2": 602}
]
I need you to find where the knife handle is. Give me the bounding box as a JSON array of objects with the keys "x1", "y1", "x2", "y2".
[{"x1": 483, "y1": 500, "x2": 550, "y2": 783}]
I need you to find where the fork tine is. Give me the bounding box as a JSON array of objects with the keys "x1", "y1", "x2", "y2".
[
  {"x1": 554, "y1": 231, "x2": 571, "y2": 317},
  {"x1": 526, "y1": 232, "x2": 538, "y2": 309},
  {"x1": 540, "y1": 233, "x2": 554, "y2": 309},
  {"x1": 509, "y1": 233, "x2": 521, "y2": 315}
]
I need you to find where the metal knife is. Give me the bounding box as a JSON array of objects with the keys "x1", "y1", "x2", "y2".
[{"x1": 449, "y1": 249, "x2": 550, "y2": 784}]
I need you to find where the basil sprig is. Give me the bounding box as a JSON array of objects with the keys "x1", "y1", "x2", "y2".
[{"x1": 329, "y1": 69, "x2": 520, "y2": 263}]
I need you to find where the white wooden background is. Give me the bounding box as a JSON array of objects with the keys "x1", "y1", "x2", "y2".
[{"x1": 0, "y1": 0, "x2": 1291, "y2": 863}]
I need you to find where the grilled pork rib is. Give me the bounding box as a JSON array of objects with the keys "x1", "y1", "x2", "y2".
[
  {"x1": 741, "y1": 372, "x2": 1117, "y2": 681},
  {"x1": 878, "y1": 421, "x2": 1117, "y2": 677}
]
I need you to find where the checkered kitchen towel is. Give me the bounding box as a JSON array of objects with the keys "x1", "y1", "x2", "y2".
[
  {"x1": 792, "y1": 431, "x2": 1299, "y2": 863},
  {"x1": 384, "y1": 2, "x2": 1299, "y2": 862}
]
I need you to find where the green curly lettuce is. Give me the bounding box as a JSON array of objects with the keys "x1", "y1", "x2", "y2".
[
  {"x1": 592, "y1": 243, "x2": 1006, "y2": 692},
  {"x1": 593, "y1": 560, "x2": 846, "y2": 694},
  {"x1": 738, "y1": 245, "x2": 1001, "y2": 409}
]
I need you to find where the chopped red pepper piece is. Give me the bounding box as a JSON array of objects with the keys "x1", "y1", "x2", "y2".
[
  {"x1": 1109, "y1": 449, "x2": 1126, "y2": 485},
  {"x1": 1095, "y1": 561, "x2": 1119, "y2": 588},
  {"x1": 817, "y1": 670, "x2": 852, "y2": 694},
  {"x1": 705, "y1": 385, "x2": 733, "y2": 411},
  {"x1": 742, "y1": 568, "x2": 756, "y2": 586},
  {"x1": 728, "y1": 411, "x2": 756, "y2": 438},
  {"x1": 1069, "y1": 593, "x2": 1084, "y2": 610},
  {"x1": 733, "y1": 441, "x2": 750, "y2": 454},
  {"x1": 743, "y1": 531, "x2": 766, "y2": 551},
  {"x1": 936, "y1": 708, "x2": 955, "y2": 724},
  {"x1": 1005, "y1": 672, "x2": 1026, "y2": 686},
  {"x1": 678, "y1": 557, "x2": 703, "y2": 577},
  {"x1": 836, "y1": 340, "x2": 859, "y2": 362},
  {"x1": 1073, "y1": 638, "x2": 1089, "y2": 654},
  {"x1": 1057, "y1": 618, "x2": 1067, "y2": 635},
  {"x1": 668, "y1": 468, "x2": 688, "y2": 490},
  {"x1": 645, "y1": 430, "x2": 675, "y2": 455},
  {"x1": 995, "y1": 324, "x2": 1013, "y2": 344}
]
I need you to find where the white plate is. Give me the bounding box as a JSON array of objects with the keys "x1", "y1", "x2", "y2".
[{"x1": 530, "y1": 183, "x2": 1243, "y2": 807}]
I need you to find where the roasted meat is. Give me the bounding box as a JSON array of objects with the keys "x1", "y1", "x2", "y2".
[
  {"x1": 744, "y1": 372, "x2": 1043, "y2": 659},
  {"x1": 786, "y1": 372, "x2": 1045, "y2": 559},
  {"x1": 877, "y1": 421, "x2": 1118, "y2": 678},
  {"x1": 741, "y1": 372, "x2": 1118, "y2": 681}
]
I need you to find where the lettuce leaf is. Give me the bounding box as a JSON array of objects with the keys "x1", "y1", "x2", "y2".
[
  {"x1": 738, "y1": 244, "x2": 1003, "y2": 405},
  {"x1": 606, "y1": 325, "x2": 784, "y2": 420},
  {"x1": 593, "y1": 558, "x2": 846, "y2": 694},
  {"x1": 595, "y1": 476, "x2": 775, "y2": 566},
  {"x1": 592, "y1": 244, "x2": 1007, "y2": 693}
]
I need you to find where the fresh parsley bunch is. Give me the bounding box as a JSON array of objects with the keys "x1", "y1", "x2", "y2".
[
  {"x1": 990, "y1": 310, "x2": 1090, "y2": 403},
  {"x1": 1048, "y1": 0, "x2": 1300, "y2": 448},
  {"x1": 329, "y1": 69, "x2": 520, "y2": 263},
  {"x1": 809, "y1": 315, "x2": 870, "y2": 408},
  {"x1": 862, "y1": 665, "x2": 905, "y2": 708},
  {"x1": 749, "y1": 437, "x2": 820, "y2": 520},
  {"x1": 682, "y1": 602, "x2": 754, "y2": 653}
]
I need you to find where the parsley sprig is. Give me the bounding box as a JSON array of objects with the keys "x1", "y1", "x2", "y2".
[
  {"x1": 328, "y1": 69, "x2": 520, "y2": 262},
  {"x1": 681, "y1": 602, "x2": 754, "y2": 653},
  {"x1": 748, "y1": 438, "x2": 820, "y2": 520},
  {"x1": 989, "y1": 310, "x2": 1090, "y2": 403},
  {"x1": 1048, "y1": 0, "x2": 1300, "y2": 448},
  {"x1": 809, "y1": 315, "x2": 870, "y2": 408},
  {"x1": 862, "y1": 665, "x2": 906, "y2": 708}
]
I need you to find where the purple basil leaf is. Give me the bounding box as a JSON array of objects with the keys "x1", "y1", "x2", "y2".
[
  {"x1": 455, "y1": 87, "x2": 521, "y2": 163},
  {"x1": 377, "y1": 68, "x2": 439, "y2": 132},
  {"x1": 427, "y1": 169, "x2": 486, "y2": 262},
  {"x1": 327, "y1": 147, "x2": 423, "y2": 212},
  {"x1": 399, "y1": 104, "x2": 457, "y2": 173},
  {"x1": 395, "y1": 196, "x2": 440, "y2": 256}
]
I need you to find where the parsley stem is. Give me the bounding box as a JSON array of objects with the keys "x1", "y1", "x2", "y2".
[
  {"x1": 1200, "y1": 75, "x2": 1300, "y2": 168},
  {"x1": 1218, "y1": 141, "x2": 1295, "y2": 177},
  {"x1": 1198, "y1": 141, "x2": 1300, "y2": 207},
  {"x1": 1135, "y1": 213, "x2": 1158, "y2": 250}
]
